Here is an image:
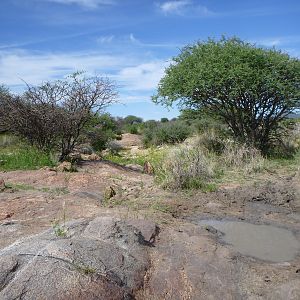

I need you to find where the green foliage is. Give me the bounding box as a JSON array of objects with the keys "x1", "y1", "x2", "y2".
[
  {"x1": 105, "y1": 147, "x2": 165, "y2": 167},
  {"x1": 0, "y1": 134, "x2": 55, "y2": 171},
  {"x1": 52, "y1": 220, "x2": 68, "y2": 237},
  {"x1": 123, "y1": 115, "x2": 143, "y2": 125},
  {"x1": 153, "y1": 37, "x2": 300, "y2": 154},
  {"x1": 143, "y1": 120, "x2": 191, "y2": 147},
  {"x1": 179, "y1": 109, "x2": 228, "y2": 136},
  {"x1": 83, "y1": 113, "x2": 120, "y2": 151},
  {"x1": 126, "y1": 124, "x2": 139, "y2": 134}
]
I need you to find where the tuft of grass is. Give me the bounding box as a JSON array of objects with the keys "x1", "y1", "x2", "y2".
[
  {"x1": 4, "y1": 182, "x2": 35, "y2": 191},
  {"x1": 52, "y1": 201, "x2": 68, "y2": 237},
  {"x1": 74, "y1": 263, "x2": 97, "y2": 275}
]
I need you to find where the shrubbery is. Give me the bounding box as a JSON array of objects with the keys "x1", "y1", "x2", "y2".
[
  {"x1": 156, "y1": 133, "x2": 267, "y2": 190},
  {"x1": 143, "y1": 120, "x2": 191, "y2": 147},
  {"x1": 82, "y1": 113, "x2": 121, "y2": 152}
]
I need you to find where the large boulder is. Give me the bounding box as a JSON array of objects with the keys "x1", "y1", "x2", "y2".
[{"x1": 0, "y1": 217, "x2": 158, "y2": 300}]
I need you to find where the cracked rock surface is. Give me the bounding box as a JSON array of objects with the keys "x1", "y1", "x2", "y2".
[{"x1": 0, "y1": 217, "x2": 158, "y2": 300}]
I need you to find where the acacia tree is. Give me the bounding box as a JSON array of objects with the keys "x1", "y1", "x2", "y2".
[
  {"x1": 2, "y1": 72, "x2": 117, "y2": 161},
  {"x1": 153, "y1": 37, "x2": 300, "y2": 153}
]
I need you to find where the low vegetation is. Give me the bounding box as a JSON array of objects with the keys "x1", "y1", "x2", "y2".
[{"x1": 0, "y1": 134, "x2": 55, "y2": 171}]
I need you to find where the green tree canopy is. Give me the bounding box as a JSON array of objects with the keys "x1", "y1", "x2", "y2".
[
  {"x1": 153, "y1": 37, "x2": 300, "y2": 153},
  {"x1": 123, "y1": 115, "x2": 143, "y2": 125}
]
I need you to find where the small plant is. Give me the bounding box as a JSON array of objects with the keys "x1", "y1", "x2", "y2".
[
  {"x1": 151, "y1": 202, "x2": 173, "y2": 213},
  {"x1": 52, "y1": 220, "x2": 68, "y2": 237},
  {"x1": 52, "y1": 201, "x2": 68, "y2": 237}
]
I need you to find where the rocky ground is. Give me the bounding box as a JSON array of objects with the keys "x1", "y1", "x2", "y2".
[{"x1": 0, "y1": 139, "x2": 300, "y2": 299}]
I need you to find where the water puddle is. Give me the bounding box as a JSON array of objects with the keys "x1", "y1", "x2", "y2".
[{"x1": 199, "y1": 220, "x2": 300, "y2": 262}]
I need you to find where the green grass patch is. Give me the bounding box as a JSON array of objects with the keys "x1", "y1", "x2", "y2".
[
  {"x1": 265, "y1": 150, "x2": 300, "y2": 171},
  {"x1": 104, "y1": 147, "x2": 167, "y2": 169},
  {"x1": 104, "y1": 153, "x2": 146, "y2": 166},
  {"x1": 0, "y1": 134, "x2": 55, "y2": 171}
]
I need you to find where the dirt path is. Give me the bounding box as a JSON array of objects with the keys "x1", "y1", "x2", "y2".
[{"x1": 1, "y1": 161, "x2": 300, "y2": 299}]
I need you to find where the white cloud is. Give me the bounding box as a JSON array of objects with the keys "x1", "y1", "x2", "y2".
[
  {"x1": 97, "y1": 35, "x2": 115, "y2": 44},
  {"x1": 158, "y1": 0, "x2": 190, "y2": 14},
  {"x1": 253, "y1": 38, "x2": 282, "y2": 47},
  {"x1": 44, "y1": 0, "x2": 115, "y2": 9},
  {"x1": 0, "y1": 49, "x2": 130, "y2": 87},
  {"x1": 117, "y1": 61, "x2": 168, "y2": 91},
  {"x1": 157, "y1": 0, "x2": 213, "y2": 16},
  {"x1": 0, "y1": 49, "x2": 168, "y2": 102}
]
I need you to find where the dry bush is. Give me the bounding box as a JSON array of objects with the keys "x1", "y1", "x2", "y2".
[
  {"x1": 221, "y1": 140, "x2": 265, "y2": 173},
  {"x1": 159, "y1": 143, "x2": 215, "y2": 189}
]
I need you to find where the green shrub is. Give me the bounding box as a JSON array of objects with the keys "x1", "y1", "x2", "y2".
[
  {"x1": 82, "y1": 113, "x2": 120, "y2": 152},
  {"x1": 143, "y1": 121, "x2": 191, "y2": 147},
  {"x1": 267, "y1": 119, "x2": 300, "y2": 158},
  {"x1": 126, "y1": 124, "x2": 139, "y2": 134}
]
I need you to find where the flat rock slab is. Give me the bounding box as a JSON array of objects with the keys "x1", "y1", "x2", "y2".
[
  {"x1": 0, "y1": 217, "x2": 158, "y2": 300},
  {"x1": 139, "y1": 223, "x2": 300, "y2": 300}
]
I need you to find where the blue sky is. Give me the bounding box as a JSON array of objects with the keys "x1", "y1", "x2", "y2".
[{"x1": 0, "y1": 0, "x2": 299, "y2": 120}]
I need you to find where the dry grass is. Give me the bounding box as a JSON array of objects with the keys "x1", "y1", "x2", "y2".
[
  {"x1": 158, "y1": 142, "x2": 215, "y2": 190},
  {"x1": 221, "y1": 140, "x2": 265, "y2": 174}
]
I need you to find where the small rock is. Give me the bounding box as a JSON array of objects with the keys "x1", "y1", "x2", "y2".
[
  {"x1": 79, "y1": 145, "x2": 94, "y2": 155},
  {"x1": 143, "y1": 161, "x2": 154, "y2": 174},
  {"x1": 73, "y1": 191, "x2": 103, "y2": 205},
  {"x1": 104, "y1": 186, "x2": 116, "y2": 200},
  {"x1": 56, "y1": 162, "x2": 74, "y2": 172},
  {"x1": 89, "y1": 153, "x2": 101, "y2": 161}
]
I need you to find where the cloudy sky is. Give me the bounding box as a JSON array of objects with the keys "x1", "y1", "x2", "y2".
[{"x1": 0, "y1": 0, "x2": 299, "y2": 119}]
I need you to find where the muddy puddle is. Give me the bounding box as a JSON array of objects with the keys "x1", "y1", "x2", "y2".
[{"x1": 199, "y1": 220, "x2": 300, "y2": 262}]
